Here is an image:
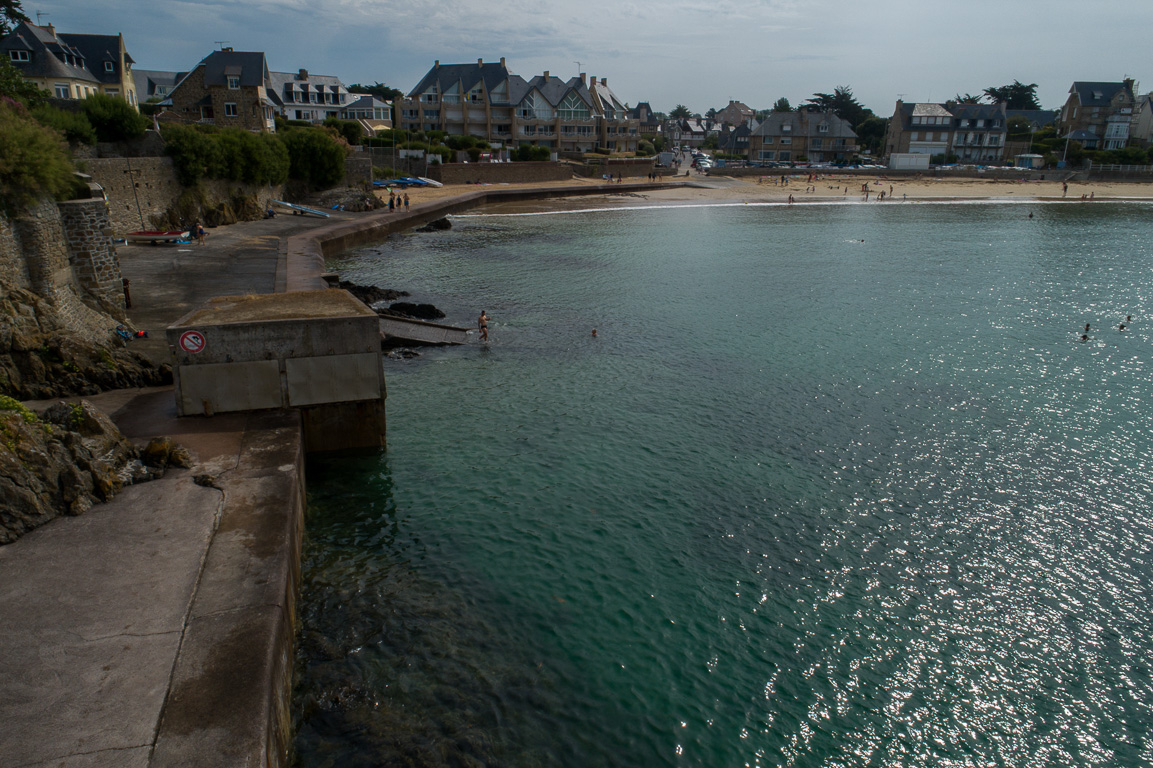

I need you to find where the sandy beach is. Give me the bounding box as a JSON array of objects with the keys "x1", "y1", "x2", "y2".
[{"x1": 382, "y1": 172, "x2": 1153, "y2": 212}]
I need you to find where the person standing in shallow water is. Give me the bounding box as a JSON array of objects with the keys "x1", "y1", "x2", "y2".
[{"x1": 478, "y1": 310, "x2": 488, "y2": 342}]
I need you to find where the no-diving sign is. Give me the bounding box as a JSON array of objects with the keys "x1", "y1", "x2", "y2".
[{"x1": 178, "y1": 330, "x2": 207, "y2": 354}]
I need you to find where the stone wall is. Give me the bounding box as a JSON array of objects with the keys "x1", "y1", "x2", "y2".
[
  {"x1": 429, "y1": 161, "x2": 576, "y2": 185},
  {"x1": 57, "y1": 199, "x2": 127, "y2": 320},
  {"x1": 0, "y1": 213, "x2": 31, "y2": 290},
  {"x1": 82, "y1": 156, "x2": 185, "y2": 236},
  {"x1": 3, "y1": 201, "x2": 126, "y2": 347}
]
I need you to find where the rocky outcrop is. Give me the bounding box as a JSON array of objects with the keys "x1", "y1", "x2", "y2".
[
  {"x1": 336, "y1": 280, "x2": 409, "y2": 308},
  {"x1": 0, "y1": 399, "x2": 181, "y2": 545},
  {"x1": 384, "y1": 302, "x2": 445, "y2": 321},
  {"x1": 0, "y1": 283, "x2": 171, "y2": 399}
]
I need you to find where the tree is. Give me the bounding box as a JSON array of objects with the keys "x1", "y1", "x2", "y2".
[
  {"x1": 347, "y1": 82, "x2": 403, "y2": 102},
  {"x1": 1, "y1": 0, "x2": 29, "y2": 36},
  {"x1": 855, "y1": 116, "x2": 888, "y2": 155},
  {"x1": 0, "y1": 56, "x2": 46, "y2": 107},
  {"x1": 82, "y1": 92, "x2": 148, "y2": 142},
  {"x1": 0, "y1": 100, "x2": 79, "y2": 210},
  {"x1": 803, "y1": 85, "x2": 873, "y2": 128},
  {"x1": 669, "y1": 104, "x2": 691, "y2": 119},
  {"x1": 982, "y1": 81, "x2": 1041, "y2": 110},
  {"x1": 280, "y1": 127, "x2": 348, "y2": 189},
  {"x1": 705, "y1": 107, "x2": 717, "y2": 124},
  {"x1": 772, "y1": 97, "x2": 792, "y2": 112},
  {"x1": 953, "y1": 93, "x2": 981, "y2": 104}
]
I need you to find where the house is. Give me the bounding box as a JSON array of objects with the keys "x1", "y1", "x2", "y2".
[
  {"x1": 397, "y1": 59, "x2": 639, "y2": 153},
  {"x1": 1, "y1": 21, "x2": 138, "y2": 106},
  {"x1": 713, "y1": 100, "x2": 755, "y2": 129},
  {"x1": 664, "y1": 118, "x2": 710, "y2": 148},
  {"x1": 340, "y1": 95, "x2": 392, "y2": 131},
  {"x1": 1058, "y1": 79, "x2": 1137, "y2": 150},
  {"x1": 1131, "y1": 93, "x2": 1153, "y2": 147},
  {"x1": 269, "y1": 69, "x2": 351, "y2": 123},
  {"x1": 630, "y1": 101, "x2": 661, "y2": 136},
  {"x1": 163, "y1": 49, "x2": 277, "y2": 132},
  {"x1": 750, "y1": 109, "x2": 858, "y2": 164},
  {"x1": 133, "y1": 69, "x2": 185, "y2": 103},
  {"x1": 883, "y1": 100, "x2": 1007, "y2": 163},
  {"x1": 718, "y1": 122, "x2": 755, "y2": 158}
]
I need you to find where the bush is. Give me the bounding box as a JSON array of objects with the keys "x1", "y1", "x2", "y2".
[
  {"x1": 324, "y1": 117, "x2": 364, "y2": 146},
  {"x1": 0, "y1": 101, "x2": 80, "y2": 210},
  {"x1": 31, "y1": 104, "x2": 96, "y2": 145},
  {"x1": 513, "y1": 144, "x2": 551, "y2": 161},
  {"x1": 81, "y1": 92, "x2": 148, "y2": 142},
  {"x1": 280, "y1": 127, "x2": 348, "y2": 188},
  {"x1": 163, "y1": 124, "x2": 221, "y2": 185},
  {"x1": 163, "y1": 125, "x2": 290, "y2": 186}
]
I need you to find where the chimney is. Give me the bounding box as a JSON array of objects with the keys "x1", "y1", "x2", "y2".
[
  {"x1": 435, "y1": 60, "x2": 439, "y2": 68},
  {"x1": 298, "y1": 68, "x2": 308, "y2": 80},
  {"x1": 601, "y1": 78, "x2": 607, "y2": 86},
  {"x1": 500, "y1": 57, "x2": 505, "y2": 67},
  {"x1": 589, "y1": 75, "x2": 595, "y2": 88},
  {"x1": 580, "y1": 73, "x2": 586, "y2": 86},
  {"x1": 543, "y1": 71, "x2": 549, "y2": 82},
  {"x1": 46, "y1": 23, "x2": 55, "y2": 36},
  {"x1": 478, "y1": 58, "x2": 483, "y2": 66}
]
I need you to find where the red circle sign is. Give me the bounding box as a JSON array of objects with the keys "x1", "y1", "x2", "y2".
[{"x1": 179, "y1": 330, "x2": 206, "y2": 354}]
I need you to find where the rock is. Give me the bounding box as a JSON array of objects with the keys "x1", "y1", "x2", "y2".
[
  {"x1": 0, "y1": 400, "x2": 151, "y2": 545},
  {"x1": 337, "y1": 281, "x2": 410, "y2": 307},
  {"x1": 385, "y1": 302, "x2": 446, "y2": 320},
  {"x1": 415, "y1": 217, "x2": 452, "y2": 232},
  {"x1": 0, "y1": 284, "x2": 171, "y2": 400},
  {"x1": 140, "y1": 437, "x2": 192, "y2": 469}
]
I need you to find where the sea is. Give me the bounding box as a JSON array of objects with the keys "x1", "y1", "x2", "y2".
[{"x1": 291, "y1": 198, "x2": 1153, "y2": 768}]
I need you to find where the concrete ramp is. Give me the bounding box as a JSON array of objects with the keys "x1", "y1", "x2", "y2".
[{"x1": 379, "y1": 315, "x2": 471, "y2": 345}]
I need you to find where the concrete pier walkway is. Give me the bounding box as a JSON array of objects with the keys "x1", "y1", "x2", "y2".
[{"x1": 0, "y1": 178, "x2": 678, "y2": 766}]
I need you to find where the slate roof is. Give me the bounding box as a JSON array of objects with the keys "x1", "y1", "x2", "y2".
[
  {"x1": 197, "y1": 50, "x2": 270, "y2": 88},
  {"x1": 0, "y1": 22, "x2": 99, "y2": 83},
  {"x1": 56, "y1": 33, "x2": 130, "y2": 86},
  {"x1": 408, "y1": 61, "x2": 516, "y2": 103},
  {"x1": 1006, "y1": 109, "x2": 1059, "y2": 128},
  {"x1": 1070, "y1": 81, "x2": 1134, "y2": 106},
  {"x1": 948, "y1": 103, "x2": 1005, "y2": 125},
  {"x1": 134, "y1": 69, "x2": 185, "y2": 100}
]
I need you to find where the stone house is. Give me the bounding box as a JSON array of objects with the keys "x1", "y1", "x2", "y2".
[
  {"x1": 713, "y1": 100, "x2": 755, "y2": 129},
  {"x1": 1131, "y1": 93, "x2": 1153, "y2": 147},
  {"x1": 1, "y1": 21, "x2": 138, "y2": 106},
  {"x1": 883, "y1": 100, "x2": 1007, "y2": 163},
  {"x1": 133, "y1": 69, "x2": 185, "y2": 103},
  {"x1": 397, "y1": 59, "x2": 639, "y2": 153},
  {"x1": 750, "y1": 109, "x2": 858, "y2": 164},
  {"x1": 630, "y1": 101, "x2": 661, "y2": 136},
  {"x1": 163, "y1": 49, "x2": 277, "y2": 132},
  {"x1": 1058, "y1": 79, "x2": 1137, "y2": 150},
  {"x1": 269, "y1": 69, "x2": 351, "y2": 123}
]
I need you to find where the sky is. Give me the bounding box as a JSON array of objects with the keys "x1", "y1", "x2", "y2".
[{"x1": 30, "y1": 0, "x2": 1153, "y2": 117}]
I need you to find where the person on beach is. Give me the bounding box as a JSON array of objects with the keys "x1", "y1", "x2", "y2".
[
  {"x1": 389, "y1": 195, "x2": 395, "y2": 212},
  {"x1": 196, "y1": 222, "x2": 206, "y2": 245},
  {"x1": 478, "y1": 310, "x2": 489, "y2": 342},
  {"x1": 1063, "y1": 182, "x2": 1068, "y2": 197},
  {"x1": 403, "y1": 193, "x2": 410, "y2": 211}
]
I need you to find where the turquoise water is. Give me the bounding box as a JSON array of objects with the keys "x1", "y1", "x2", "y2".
[{"x1": 293, "y1": 200, "x2": 1153, "y2": 767}]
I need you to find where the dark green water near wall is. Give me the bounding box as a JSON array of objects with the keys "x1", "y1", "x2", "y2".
[{"x1": 293, "y1": 201, "x2": 1153, "y2": 767}]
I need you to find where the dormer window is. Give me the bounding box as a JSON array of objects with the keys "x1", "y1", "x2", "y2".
[
  {"x1": 819, "y1": 123, "x2": 829, "y2": 133},
  {"x1": 228, "y1": 75, "x2": 240, "y2": 89},
  {"x1": 782, "y1": 124, "x2": 791, "y2": 132},
  {"x1": 9, "y1": 50, "x2": 29, "y2": 62},
  {"x1": 1092, "y1": 91, "x2": 1103, "y2": 100},
  {"x1": 104, "y1": 61, "x2": 114, "y2": 73}
]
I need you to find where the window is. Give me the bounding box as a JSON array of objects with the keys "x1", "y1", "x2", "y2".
[
  {"x1": 819, "y1": 123, "x2": 829, "y2": 133},
  {"x1": 811, "y1": 138, "x2": 822, "y2": 149},
  {"x1": 228, "y1": 75, "x2": 240, "y2": 89},
  {"x1": 104, "y1": 61, "x2": 115, "y2": 73},
  {"x1": 558, "y1": 93, "x2": 590, "y2": 120},
  {"x1": 55, "y1": 83, "x2": 70, "y2": 98},
  {"x1": 423, "y1": 110, "x2": 439, "y2": 119},
  {"x1": 10, "y1": 50, "x2": 29, "y2": 62},
  {"x1": 780, "y1": 137, "x2": 791, "y2": 145},
  {"x1": 911, "y1": 131, "x2": 919, "y2": 141},
  {"x1": 763, "y1": 136, "x2": 773, "y2": 145},
  {"x1": 782, "y1": 124, "x2": 791, "y2": 132},
  {"x1": 224, "y1": 102, "x2": 238, "y2": 117},
  {"x1": 778, "y1": 151, "x2": 790, "y2": 161},
  {"x1": 468, "y1": 86, "x2": 484, "y2": 103}
]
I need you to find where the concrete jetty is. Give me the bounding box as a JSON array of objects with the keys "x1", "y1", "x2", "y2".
[{"x1": 0, "y1": 179, "x2": 679, "y2": 767}]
